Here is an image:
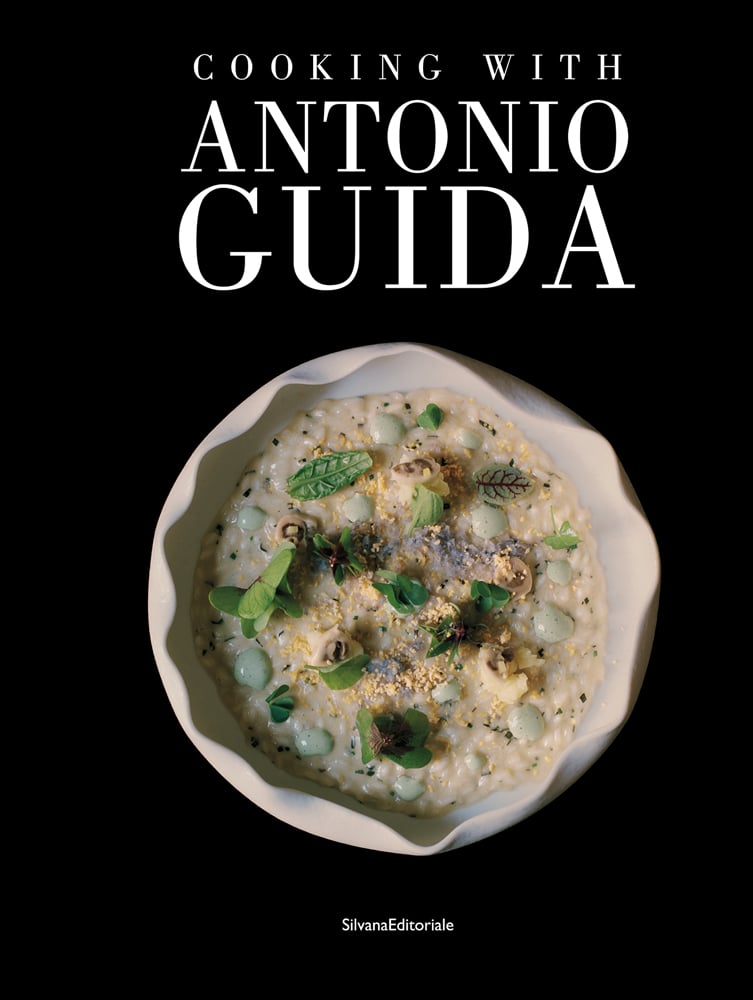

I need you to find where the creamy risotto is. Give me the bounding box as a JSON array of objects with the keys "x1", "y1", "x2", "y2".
[{"x1": 191, "y1": 389, "x2": 607, "y2": 817}]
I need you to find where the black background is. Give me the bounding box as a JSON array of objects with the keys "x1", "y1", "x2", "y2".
[{"x1": 79, "y1": 22, "x2": 704, "y2": 977}]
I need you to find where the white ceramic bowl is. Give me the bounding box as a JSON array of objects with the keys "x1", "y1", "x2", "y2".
[{"x1": 148, "y1": 343, "x2": 659, "y2": 854}]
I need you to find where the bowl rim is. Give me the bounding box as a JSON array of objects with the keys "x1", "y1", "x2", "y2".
[{"x1": 148, "y1": 341, "x2": 660, "y2": 854}]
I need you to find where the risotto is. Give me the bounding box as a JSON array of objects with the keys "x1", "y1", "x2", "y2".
[{"x1": 191, "y1": 388, "x2": 607, "y2": 817}]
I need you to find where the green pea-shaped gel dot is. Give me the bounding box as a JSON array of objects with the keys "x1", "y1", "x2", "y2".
[
  {"x1": 507, "y1": 704, "x2": 545, "y2": 741},
  {"x1": 431, "y1": 679, "x2": 461, "y2": 704},
  {"x1": 342, "y1": 493, "x2": 374, "y2": 523},
  {"x1": 372, "y1": 412, "x2": 405, "y2": 445},
  {"x1": 471, "y1": 504, "x2": 509, "y2": 539},
  {"x1": 233, "y1": 647, "x2": 273, "y2": 689},
  {"x1": 464, "y1": 751, "x2": 487, "y2": 771},
  {"x1": 546, "y1": 560, "x2": 572, "y2": 585},
  {"x1": 237, "y1": 505, "x2": 267, "y2": 532},
  {"x1": 459, "y1": 429, "x2": 483, "y2": 450},
  {"x1": 393, "y1": 776, "x2": 426, "y2": 801},
  {"x1": 532, "y1": 603, "x2": 575, "y2": 643},
  {"x1": 295, "y1": 728, "x2": 334, "y2": 757}
]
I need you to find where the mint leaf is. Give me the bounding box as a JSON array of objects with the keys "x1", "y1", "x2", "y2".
[
  {"x1": 287, "y1": 450, "x2": 372, "y2": 501},
  {"x1": 409, "y1": 484, "x2": 444, "y2": 535},
  {"x1": 417, "y1": 403, "x2": 444, "y2": 431}
]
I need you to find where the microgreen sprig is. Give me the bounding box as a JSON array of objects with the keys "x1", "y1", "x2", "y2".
[
  {"x1": 417, "y1": 403, "x2": 445, "y2": 431},
  {"x1": 355, "y1": 708, "x2": 433, "y2": 769},
  {"x1": 543, "y1": 509, "x2": 582, "y2": 551},
  {"x1": 372, "y1": 571, "x2": 429, "y2": 615},
  {"x1": 470, "y1": 580, "x2": 511, "y2": 613},
  {"x1": 419, "y1": 604, "x2": 471, "y2": 665},
  {"x1": 265, "y1": 684, "x2": 294, "y2": 723},
  {"x1": 312, "y1": 527, "x2": 364, "y2": 585},
  {"x1": 208, "y1": 541, "x2": 302, "y2": 639}
]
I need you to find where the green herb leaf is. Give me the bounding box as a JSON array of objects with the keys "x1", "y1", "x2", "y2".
[
  {"x1": 417, "y1": 403, "x2": 445, "y2": 431},
  {"x1": 266, "y1": 684, "x2": 294, "y2": 723},
  {"x1": 312, "y1": 653, "x2": 371, "y2": 690},
  {"x1": 403, "y1": 707, "x2": 430, "y2": 746},
  {"x1": 390, "y1": 747, "x2": 432, "y2": 769},
  {"x1": 356, "y1": 709, "x2": 376, "y2": 764},
  {"x1": 419, "y1": 606, "x2": 469, "y2": 664},
  {"x1": 473, "y1": 464, "x2": 536, "y2": 506},
  {"x1": 208, "y1": 586, "x2": 245, "y2": 616},
  {"x1": 241, "y1": 618, "x2": 258, "y2": 639},
  {"x1": 287, "y1": 450, "x2": 373, "y2": 501},
  {"x1": 470, "y1": 579, "x2": 511, "y2": 613},
  {"x1": 238, "y1": 543, "x2": 296, "y2": 619},
  {"x1": 356, "y1": 708, "x2": 433, "y2": 768},
  {"x1": 409, "y1": 484, "x2": 444, "y2": 535},
  {"x1": 212, "y1": 542, "x2": 300, "y2": 637},
  {"x1": 543, "y1": 510, "x2": 582, "y2": 551},
  {"x1": 272, "y1": 592, "x2": 303, "y2": 618},
  {"x1": 373, "y1": 571, "x2": 429, "y2": 614},
  {"x1": 258, "y1": 541, "x2": 296, "y2": 589},
  {"x1": 238, "y1": 579, "x2": 276, "y2": 620},
  {"x1": 312, "y1": 527, "x2": 364, "y2": 585}
]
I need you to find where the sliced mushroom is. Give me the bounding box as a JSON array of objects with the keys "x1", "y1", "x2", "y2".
[
  {"x1": 478, "y1": 644, "x2": 514, "y2": 682},
  {"x1": 390, "y1": 457, "x2": 442, "y2": 485},
  {"x1": 275, "y1": 513, "x2": 314, "y2": 546},
  {"x1": 309, "y1": 626, "x2": 363, "y2": 667},
  {"x1": 493, "y1": 553, "x2": 533, "y2": 598},
  {"x1": 479, "y1": 646, "x2": 529, "y2": 702}
]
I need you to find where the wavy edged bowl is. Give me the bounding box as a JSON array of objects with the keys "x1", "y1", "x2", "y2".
[{"x1": 148, "y1": 343, "x2": 660, "y2": 855}]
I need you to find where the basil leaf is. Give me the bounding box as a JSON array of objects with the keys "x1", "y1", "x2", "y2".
[
  {"x1": 287, "y1": 450, "x2": 373, "y2": 501},
  {"x1": 417, "y1": 403, "x2": 444, "y2": 431},
  {"x1": 473, "y1": 464, "x2": 536, "y2": 506},
  {"x1": 208, "y1": 586, "x2": 246, "y2": 615},
  {"x1": 409, "y1": 484, "x2": 444, "y2": 535},
  {"x1": 314, "y1": 653, "x2": 370, "y2": 690}
]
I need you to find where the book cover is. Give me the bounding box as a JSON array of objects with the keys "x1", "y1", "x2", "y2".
[{"x1": 129, "y1": 24, "x2": 683, "y2": 960}]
